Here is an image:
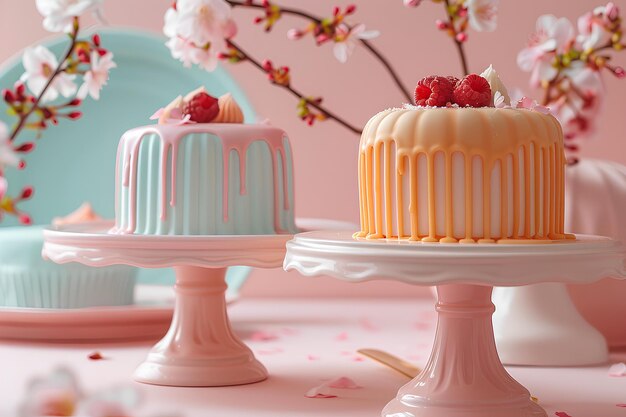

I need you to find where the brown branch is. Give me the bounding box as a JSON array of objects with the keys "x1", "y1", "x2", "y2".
[
  {"x1": 9, "y1": 18, "x2": 79, "y2": 142},
  {"x1": 443, "y1": 0, "x2": 469, "y2": 76},
  {"x1": 226, "y1": 0, "x2": 412, "y2": 102},
  {"x1": 228, "y1": 40, "x2": 362, "y2": 135}
]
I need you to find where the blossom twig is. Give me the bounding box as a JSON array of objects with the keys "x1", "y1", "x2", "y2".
[
  {"x1": 443, "y1": 0, "x2": 469, "y2": 75},
  {"x1": 9, "y1": 18, "x2": 80, "y2": 142},
  {"x1": 226, "y1": 0, "x2": 413, "y2": 102},
  {"x1": 227, "y1": 40, "x2": 362, "y2": 134}
]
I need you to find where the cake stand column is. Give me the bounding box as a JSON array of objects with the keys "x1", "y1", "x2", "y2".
[
  {"x1": 134, "y1": 266, "x2": 267, "y2": 387},
  {"x1": 383, "y1": 284, "x2": 545, "y2": 417}
]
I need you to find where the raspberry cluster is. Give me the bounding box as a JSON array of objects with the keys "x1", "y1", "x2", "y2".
[{"x1": 414, "y1": 74, "x2": 491, "y2": 108}]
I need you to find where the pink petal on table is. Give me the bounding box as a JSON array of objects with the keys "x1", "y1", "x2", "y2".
[
  {"x1": 280, "y1": 327, "x2": 298, "y2": 336},
  {"x1": 307, "y1": 354, "x2": 320, "y2": 361},
  {"x1": 414, "y1": 321, "x2": 432, "y2": 331},
  {"x1": 609, "y1": 362, "x2": 626, "y2": 377},
  {"x1": 335, "y1": 332, "x2": 349, "y2": 341},
  {"x1": 250, "y1": 331, "x2": 279, "y2": 342},
  {"x1": 359, "y1": 318, "x2": 379, "y2": 331},
  {"x1": 616, "y1": 404, "x2": 626, "y2": 407},
  {"x1": 305, "y1": 384, "x2": 337, "y2": 399},
  {"x1": 327, "y1": 377, "x2": 362, "y2": 389},
  {"x1": 555, "y1": 412, "x2": 573, "y2": 417},
  {"x1": 352, "y1": 356, "x2": 365, "y2": 362}
]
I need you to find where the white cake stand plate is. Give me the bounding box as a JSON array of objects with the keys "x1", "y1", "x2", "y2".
[
  {"x1": 284, "y1": 231, "x2": 626, "y2": 417},
  {"x1": 42, "y1": 221, "x2": 292, "y2": 387},
  {"x1": 492, "y1": 283, "x2": 609, "y2": 366}
]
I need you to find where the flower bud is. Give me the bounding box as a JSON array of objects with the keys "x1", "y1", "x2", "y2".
[
  {"x1": 16, "y1": 142, "x2": 35, "y2": 153},
  {"x1": 456, "y1": 32, "x2": 468, "y2": 42},
  {"x1": 68, "y1": 111, "x2": 82, "y2": 119},
  {"x1": 3, "y1": 89, "x2": 15, "y2": 103},
  {"x1": 403, "y1": 0, "x2": 422, "y2": 7},
  {"x1": 287, "y1": 29, "x2": 303, "y2": 40},
  {"x1": 435, "y1": 19, "x2": 448, "y2": 30},
  {"x1": 18, "y1": 214, "x2": 32, "y2": 225},
  {"x1": 15, "y1": 82, "x2": 25, "y2": 97},
  {"x1": 92, "y1": 33, "x2": 101, "y2": 46},
  {"x1": 345, "y1": 4, "x2": 356, "y2": 14},
  {"x1": 20, "y1": 186, "x2": 34, "y2": 199}
]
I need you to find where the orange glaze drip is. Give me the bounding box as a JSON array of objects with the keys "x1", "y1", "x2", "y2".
[
  {"x1": 357, "y1": 107, "x2": 567, "y2": 244},
  {"x1": 396, "y1": 155, "x2": 405, "y2": 239}
]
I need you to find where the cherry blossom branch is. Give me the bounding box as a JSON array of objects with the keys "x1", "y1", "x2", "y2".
[
  {"x1": 226, "y1": 0, "x2": 413, "y2": 102},
  {"x1": 9, "y1": 18, "x2": 80, "y2": 142},
  {"x1": 228, "y1": 40, "x2": 362, "y2": 134},
  {"x1": 443, "y1": 0, "x2": 469, "y2": 75}
]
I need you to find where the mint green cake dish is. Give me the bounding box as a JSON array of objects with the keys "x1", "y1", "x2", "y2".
[{"x1": 0, "y1": 226, "x2": 136, "y2": 308}]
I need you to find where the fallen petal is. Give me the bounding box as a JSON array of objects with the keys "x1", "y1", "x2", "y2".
[
  {"x1": 327, "y1": 376, "x2": 362, "y2": 389},
  {"x1": 305, "y1": 384, "x2": 337, "y2": 399}
]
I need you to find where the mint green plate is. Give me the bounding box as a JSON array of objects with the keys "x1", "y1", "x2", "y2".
[{"x1": 0, "y1": 28, "x2": 254, "y2": 293}]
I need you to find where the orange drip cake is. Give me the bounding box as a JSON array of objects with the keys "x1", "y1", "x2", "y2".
[{"x1": 356, "y1": 67, "x2": 573, "y2": 244}]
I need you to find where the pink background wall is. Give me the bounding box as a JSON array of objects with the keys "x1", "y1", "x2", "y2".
[{"x1": 1, "y1": 1, "x2": 624, "y2": 297}]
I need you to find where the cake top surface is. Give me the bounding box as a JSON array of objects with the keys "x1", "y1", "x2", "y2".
[
  {"x1": 124, "y1": 122, "x2": 287, "y2": 139},
  {"x1": 361, "y1": 106, "x2": 562, "y2": 155}
]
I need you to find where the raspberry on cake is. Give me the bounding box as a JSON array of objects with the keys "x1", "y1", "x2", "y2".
[
  {"x1": 357, "y1": 66, "x2": 569, "y2": 244},
  {"x1": 453, "y1": 74, "x2": 492, "y2": 108},
  {"x1": 414, "y1": 76, "x2": 455, "y2": 107},
  {"x1": 182, "y1": 91, "x2": 220, "y2": 123}
]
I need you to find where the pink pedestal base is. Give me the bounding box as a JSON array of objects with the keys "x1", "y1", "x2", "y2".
[
  {"x1": 383, "y1": 284, "x2": 545, "y2": 417},
  {"x1": 134, "y1": 266, "x2": 267, "y2": 387}
]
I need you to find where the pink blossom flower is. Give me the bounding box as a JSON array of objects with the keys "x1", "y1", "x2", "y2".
[
  {"x1": 517, "y1": 14, "x2": 575, "y2": 87},
  {"x1": 333, "y1": 23, "x2": 380, "y2": 63},
  {"x1": 77, "y1": 51, "x2": 116, "y2": 100},
  {"x1": 150, "y1": 107, "x2": 194, "y2": 125},
  {"x1": 466, "y1": 0, "x2": 498, "y2": 32},
  {"x1": 515, "y1": 96, "x2": 550, "y2": 114},
  {"x1": 18, "y1": 367, "x2": 139, "y2": 417},
  {"x1": 36, "y1": 0, "x2": 102, "y2": 33},
  {"x1": 577, "y1": 3, "x2": 618, "y2": 50},
  {"x1": 0, "y1": 176, "x2": 7, "y2": 201},
  {"x1": 20, "y1": 45, "x2": 77, "y2": 102},
  {"x1": 0, "y1": 122, "x2": 19, "y2": 171}
]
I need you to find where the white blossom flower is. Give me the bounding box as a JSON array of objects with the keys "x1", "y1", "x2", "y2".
[
  {"x1": 20, "y1": 45, "x2": 77, "y2": 102},
  {"x1": 77, "y1": 51, "x2": 116, "y2": 100},
  {"x1": 166, "y1": 36, "x2": 220, "y2": 71},
  {"x1": 333, "y1": 24, "x2": 380, "y2": 63},
  {"x1": 173, "y1": 0, "x2": 237, "y2": 46},
  {"x1": 35, "y1": 0, "x2": 102, "y2": 33},
  {"x1": 517, "y1": 15, "x2": 575, "y2": 87},
  {"x1": 466, "y1": 0, "x2": 498, "y2": 32},
  {"x1": 0, "y1": 122, "x2": 19, "y2": 171}
]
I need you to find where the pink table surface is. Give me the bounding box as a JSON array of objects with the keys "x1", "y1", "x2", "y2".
[{"x1": 1, "y1": 298, "x2": 625, "y2": 417}]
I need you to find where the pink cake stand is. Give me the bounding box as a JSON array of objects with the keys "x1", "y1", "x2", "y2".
[
  {"x1": 42, "y1": 220, "x2": 292, "y2": 387},
  {"x1": 284, "y1": 231, "x2": 626, "y2": 417}
]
